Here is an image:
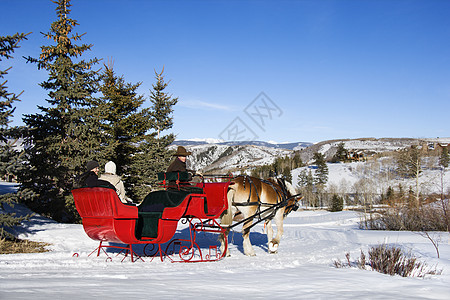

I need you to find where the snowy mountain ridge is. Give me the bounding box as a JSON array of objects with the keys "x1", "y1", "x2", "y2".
[
  {"x1": 172, "y1": 137, "x2": 450, "y2": 173},
  {"x1": 173, "y1": 139, "x2": 312, "y2": 150},
  {"x1": 171, "y1": 142, "x2": 293, "y2": 173}
]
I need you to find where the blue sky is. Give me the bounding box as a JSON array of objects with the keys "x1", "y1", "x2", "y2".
[{"x1": 2, "y1": 0, "x2": 450, "y2": 143}]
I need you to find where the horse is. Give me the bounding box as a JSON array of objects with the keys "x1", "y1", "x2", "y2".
[{"x1": 220, "y1": 175, "x2": 302, "y2": 256}]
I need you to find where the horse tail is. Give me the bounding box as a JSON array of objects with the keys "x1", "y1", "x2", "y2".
[{"x1": 221, "y1": 184, "x2": 235, "y2": 226}]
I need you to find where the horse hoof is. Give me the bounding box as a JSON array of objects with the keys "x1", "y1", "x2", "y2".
[{"x1": 268, "y1": 242, "x2": 279, "y2": 253}]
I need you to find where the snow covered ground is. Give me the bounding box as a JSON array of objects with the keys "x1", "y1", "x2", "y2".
[{"x1": 1, "y1": 182, "x2": 449, "y2": 299}]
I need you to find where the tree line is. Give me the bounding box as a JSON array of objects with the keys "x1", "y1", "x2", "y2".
[
  {"x1": 1, "y1": 0, "x2": 177, "y2": 235},
  {"x1": 296, "y1": 142, "x2": 449, "y2": 214},
  {"x1": 250, "y1": 152, "x2": 303, "y2": 182}
]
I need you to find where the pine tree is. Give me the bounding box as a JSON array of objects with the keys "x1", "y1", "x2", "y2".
[
  {"x1": 329, "y1": 194, "x2": 344, "y2": 212},
  {"x1": 269, "y1": 154, "x2": 302, "y2": 181},
  {"x1": 313, "y1": 152, "x2": 328, "y2": 185},
  {"x1": 297, "y1": 168, "x2": 316, "y2": 207},
  {"x1": 0, "y1": 32, "x2": 29, "y2": 239},
  {"x1": 250, "y1": 164, "x2": 272, "y2": 179},
  {"x1": 17, "y1": 0, "x2": 105, "y2": 222},
  {"x1": 386, "y1": 186, "x2": 394, "y2": 204},
  {"x1": 438, "y1": 146, "x2": 449, "y2": 231},
  {"x1": 0, "y1": 33, "x2": 28, "y2": 134},
  {"x1": 439, "y1": 147, "x2": 449, "y2": 169},
  {"x1": 0, "y1": 32, "x2": 30, "y2": 182},
  {"x1": 128, "y1": 69, "x2": 177, "y2": 200},
  {"x1": 98, "y1": 62, "x2": 151, "y2": 178},
  {"x1": 332, "y1": 142, "x2": 348, "y2": 163},
  {"x1": 149, "y1": 68, "x2": 178, "y2": 139},
  {"x1": 396, "y1": 146, "x2": 422, "y2": 179},
  {"x1": 292, "y1": 152, "x2": 303, "y2": 169},
  {"x1": 281, "y1": 166, "x2": 292, "y2": 182}
]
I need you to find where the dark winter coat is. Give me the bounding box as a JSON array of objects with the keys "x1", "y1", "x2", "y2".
[
  {"x1": 165, "y1": 158, "x2": 194, "y2": 190},
  {"x1": 167, "y1": 157, "x2": 186, "y2": 172},
  {"x1": 75, "y1": 171, "x2": 115, "y2": 190},
  {"x1": 167, "y1": 158, "x2": 193, "y2": 178}
]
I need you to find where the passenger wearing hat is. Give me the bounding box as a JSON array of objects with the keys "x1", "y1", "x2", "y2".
[
  {"x1": 75, "y1": 160, "x2": 115, "y2": 190},
  {"x1": 99, "y1": 161, "x2": 131, "y2": 204}
]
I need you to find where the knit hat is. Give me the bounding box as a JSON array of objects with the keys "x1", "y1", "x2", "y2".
[
  {"x1": 86, "y1": 160, "x2": 99, "y2": 171},
  {"x1": 104, "y1": 161, "x2": 116, "y2": 175}
]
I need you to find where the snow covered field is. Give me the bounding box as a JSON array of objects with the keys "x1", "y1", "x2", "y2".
[{"x1": 1, "y1": 189, "x2": 450, "y2": 299}]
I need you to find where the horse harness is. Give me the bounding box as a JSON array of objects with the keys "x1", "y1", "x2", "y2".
[{"x1": 229, "y1": 175, "x2": 301, "y2": 231}]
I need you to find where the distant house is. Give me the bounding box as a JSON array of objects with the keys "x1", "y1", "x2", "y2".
[
  {"x1": 346, "y1": 150, "x2": 365, "y2": 162},
  {"x1": 420, "y1": 141, "x2": 449, "y2": 154},
  {"x1": 436, "y1": 143, "x2": 449, "y2": 152}
]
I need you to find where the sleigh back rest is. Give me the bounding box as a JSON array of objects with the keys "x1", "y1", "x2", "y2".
[
  {"x1": 157, "y1": 172, "x2": 190, "y2": 181},
  {"x1": 157, "y1": 172, "x2": 191, "y2": 190},
  {"x1": 195, "y1": 182, "x2": 231, "y2": 217},
  {"x1": 72, "y1": 187, "x2": 137, "y2": 219}
]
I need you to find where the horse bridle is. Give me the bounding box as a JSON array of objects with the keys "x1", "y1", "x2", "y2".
[{"x1": 270, "y1": 177, "x2": 302, "y2": 217}]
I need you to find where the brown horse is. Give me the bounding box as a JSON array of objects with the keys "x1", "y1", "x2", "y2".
[{"x1": 220, "y1": 175, "x2": 302, "y2": 256}]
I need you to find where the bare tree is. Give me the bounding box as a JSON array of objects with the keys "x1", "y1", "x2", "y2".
[{"x1": 396, "y1": 146, "x2": 422, "y2": 207}]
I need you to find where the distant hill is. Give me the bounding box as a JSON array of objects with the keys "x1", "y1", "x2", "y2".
[
  {"x1": 171, "y1": 139, "x2": 312, "y2": 173},
  {"x1": 297, "y1": 137, "x2": 450, "y2": 163},
  {"x1": 171, "y1": 137, "x2": 449, "y2": 173},
  {"x1": 172, "y1": 139, "x2": 313, "y2": 150},
  {"x1": 170, "y1": 142, "x2": 294, "y2": 173}
]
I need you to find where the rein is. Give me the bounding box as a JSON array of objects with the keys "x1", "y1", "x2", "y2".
[{"x1": 226, "y1": 197, "x2": 291, "y2": 231}]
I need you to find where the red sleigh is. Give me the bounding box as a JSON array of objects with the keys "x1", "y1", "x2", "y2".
[{"x1": 72, "y1": 172, "x2": 232, "y2": 262}]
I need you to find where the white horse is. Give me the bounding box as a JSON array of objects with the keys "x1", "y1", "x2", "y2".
[{"x1": 220, "y1": 176, "x2": 302, "y2": 256}]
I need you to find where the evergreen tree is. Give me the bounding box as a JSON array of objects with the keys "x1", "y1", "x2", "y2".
[
  {"x1": 0, "y1": 32, "x2": 30, "y2": 182},
  {"x1": 292, "y1": 152, "x2": 303, "y2": 169},
  {"x1": 250, "y1": 164, "x2": 272, "y2": 179},
  {"x1": 297, "y1": 168, "x2": 316, "y2": 207},
  {"x1": 386, "y1": 186, "x2": 394, "y2": 204},
  {"x1": 0, "y1": 33, "x2": 28, "y2": 134},
  {"x1": 396, "y1": 146, "x2": 422, "y2": 179},
  {"x1": 267, "y1": 154, "x2": 302, "y2": 181},
  {"x1": 0, "y1": 32, "x2": 29, "y2": 239},
  {"x1": 281, "y1": 166, "x2": 292, "y2": 182},
  {"x1": 438, "y1": 146, "x2": 449, "y2": 231},
  {"x1": 128, "y1": 69, "x2": 177, "y2": 200},
  {"x1": 297, "y1": 169, "x2": 310, "y2": 187},
  {"x1": 332, "y1": 142, "x2": 348, "y2": 163},
  {"x1": 98, "y1": 62, "x2": 151, "y2": 178},
  {"x1": 149, "y1": 68, "x2": 178, "y2": 139},
  {"x1": 18, "y1": 0, "x2": 105, "y2": 222},
  {"x1": 397, "y1": 183, "x2": 404, "y2": 201},
  {"x1": 329, "y1": 194, "x2": 344, "y2": 212},
  {"x1": 439, "y1": 147, "x2": 449, "y2": 169},
  {"x1": 313, "y1": 152, "x2": 328, "y2": 185}
]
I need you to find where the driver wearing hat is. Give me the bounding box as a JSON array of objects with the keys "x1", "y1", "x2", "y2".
[
  {"x1": 166, "y1": 146, "x2": 203, "y2": 190},
  {"x1": 166, "y1": 146, "x2": 193, "y2": 175}
]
